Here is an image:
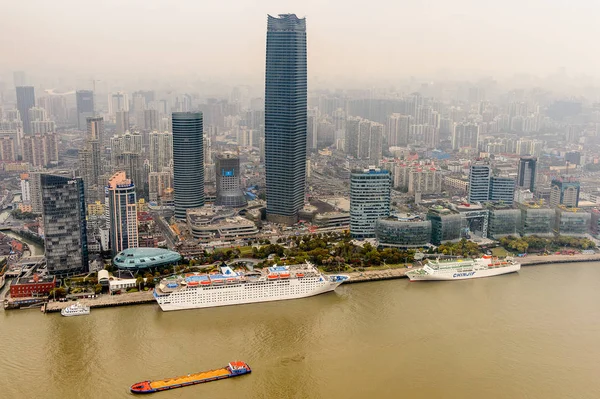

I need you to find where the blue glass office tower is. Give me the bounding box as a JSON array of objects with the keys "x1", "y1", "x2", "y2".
[
  {"x1": 41, "y1": 173, "x2": 89, "y2": 276},
  {"x1": 265, "y1": 14, "x2": 307, "y2": 225},
  {"x1": 172, "y1": 112, "x2": 204, "y2": 220}
]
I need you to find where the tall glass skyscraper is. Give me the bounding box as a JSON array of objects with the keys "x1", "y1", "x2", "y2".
[
  {"x1": 172, "y1": 112, "x2": 204, "y2": 219},
  {"x1": 16, "y1": 86, "x2": 35, "y2": 134},
  {"x1": 76, "y1": 90, "x2": 94, "y2": 130},
  {"x1": 41, "y1": 173, "x2": 88, "y2": 276},
  {"x1": 264, "y1": 14, "x2": 307, "y2": 225},
  {"x1": 517, "y1": 156, "x2": 537, "y2": 192}
]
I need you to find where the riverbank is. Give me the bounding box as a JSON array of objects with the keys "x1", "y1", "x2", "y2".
[{"x1": 33, "y1": 253, "x2": 600, "y2": 313}]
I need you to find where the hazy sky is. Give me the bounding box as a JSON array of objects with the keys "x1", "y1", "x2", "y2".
[{"x1": 2, "y1": 0, "x2": 599, "y2": 85}]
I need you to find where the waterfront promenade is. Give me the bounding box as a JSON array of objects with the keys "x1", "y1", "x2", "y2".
[{"x1": 38, "y1": 252, "x2": 600, "y2": 313}]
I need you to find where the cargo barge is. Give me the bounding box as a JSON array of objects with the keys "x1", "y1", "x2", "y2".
[{"x1": 130, "y1": 361, "x2": 251, "y2": 394}]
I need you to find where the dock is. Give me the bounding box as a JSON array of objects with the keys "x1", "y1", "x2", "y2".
[
  {"x1": 43, "y1": 290, "x2": 155, "y2": 313},
  {"x1": 341, "y1": 267, "x2": 409, "y2": 284}
]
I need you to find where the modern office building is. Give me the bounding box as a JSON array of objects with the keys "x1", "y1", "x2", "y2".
[
  {"x1": 517, "y1": 156, "x2": 537, "y2": 192},
  {"x1": 489, "y1": 176, "x2": 516, "y2": 205},
  {"x1": 16, "y1": 86, "x2": 35, "y2": 134},
  {"x1": 350, "y1": 168, "x2": 391, "y2": 238},
  {"x1": 41, "y1": 173, "x2": 88, "y2": 276},
  {"x1": 76, "y1": 90, "x2": 94, "y2": 130},
  {"x1": 549, "y1": 177, "x2": 580, "y2": 208},
  {"x1": 172, "y1": 112, "x2": 204, "y2": 219},
  {"x1": 555, "y1": 208, "x2": 590, "y2": 236},
  {"x1": 468, "y1": 163, "x2": 491, "y2": 204},
  {"x1": 518, "y1": 203, "x2": 556, "y2": 237},
  {"x1": 107, "y1": 171, "x2": 139, "y2": 255},
  {"x1": 488, "y1": 207, "x2": 521, "y2": 238},
  {"x1": 427, "y1": 206, "x2": 462, "y2": 245},
  {"x1": 264, "y1": 14, "x2": 307, "y2": 225},
  {"x1": 215, "y1": 153, "x2": 247, "y2": 208},
  {"x1": 376, "y1": 216, "x2": 432, "y2": 248}
]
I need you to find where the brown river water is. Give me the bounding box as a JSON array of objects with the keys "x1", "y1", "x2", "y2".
[{"x1": 1, "y1": 262, "x2": 600, "y2": 399}]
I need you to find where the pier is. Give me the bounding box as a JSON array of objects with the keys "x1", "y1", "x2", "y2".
[{"x1": 43, "y1": 291, "x2": 155, "y2": 313}]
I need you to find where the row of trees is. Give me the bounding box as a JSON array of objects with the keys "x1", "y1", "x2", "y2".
[
  {"x1": 436, "y1": 239, "x2": 481, "y2": 257},
  {"x1": 499, "y1": 235, "x2": 596, "y2": 253}
]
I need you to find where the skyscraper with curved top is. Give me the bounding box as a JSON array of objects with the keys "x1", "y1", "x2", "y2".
[
  {"x1": 265, "y1": 14, "x2": 307, "y2": 225},
  {"x1": 172, "y1": 112, "x2": 204, "y2": 219}
]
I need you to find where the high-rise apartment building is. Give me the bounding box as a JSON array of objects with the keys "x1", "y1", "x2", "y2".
[
  {"x1": 116, "y1": 111, "x2": 129, "y2": 136},
  {"x1": 452, "y1": 122, "x2": 479, "y2": 150},
  {"x1": 16, "y1": 86, "x2": 35, "y2": 134},
  {"x1": 468, "y1": 163, "x2": 491, "y2": 204},
  {"x1": 350, "y1": 168, "x2": 391, "y2": 239},
  {"x1": 143, "y1": 109, "x2": 159, "y2": 131},
  {"x1": 172, "y1": 112, "x2": 204, "y2": 219},
  {"x1": 149, "y1": 131, "x2": 172, "y2": 172},
  {"x1": 517, "y1": 156, "x2": 537, "y2": 192},
  {"x1": 87, "y1": 116, "x2": 104, "y2": 143},
  {"x1": 387, "y1": 113, "x2": 411, "y2": 147},
  {"x1": 41, "y1": 173, "x2": 88, "y2": 276},
  {"x1": 264, "y1": 14, "x2": 307, "y2": 225},
  {"x1": 76, "y1": 90, "x2": 94, "y2": 130},
  {"x1": 215, "y1": 153, "x2": 247, "y2": 208},
  {"x1": 107, "y1": 171, "x2": 138, "y2": 256}
]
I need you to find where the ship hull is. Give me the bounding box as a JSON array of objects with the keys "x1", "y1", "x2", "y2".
[
  {"x1": 408, "y1": 264, "x2": 520, "y2": 281},
  {"x1": 154, "y1": 278, "x2": 345, "y2": 312},
  {"x1": 131, "y1": 363, "x2": 251, "y2": 394}
]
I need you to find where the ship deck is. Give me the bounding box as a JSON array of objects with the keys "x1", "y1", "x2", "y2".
[{"x1": 149, "y1": 367, "x2": 230, "y2": 389}]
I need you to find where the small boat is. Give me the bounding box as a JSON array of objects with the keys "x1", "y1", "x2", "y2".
[
  {"x1": 61, "y1": 302, "x2": 90, "y2": 317},
  {"x1": 296, "y1": 273, "x2": 305, "y2": 278},
  {"x1": 267, "y1": 274, "x2": 279, "y2": 280},
  {"x1": 279, "y1": 272, "x2": 290, "y2": 279},
  {"x1": 200, "y1": 280, "x2": 211, "y2": 286},
  {"x1": 130, "y1": 361, "x2": 251, "y2": 394}
]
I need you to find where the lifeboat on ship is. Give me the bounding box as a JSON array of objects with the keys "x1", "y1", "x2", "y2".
[
  {"x1": 187, "y1": 281, "x2": 200, "y2": 287},
  {"x1": 279, "y1": 272, "x2": 290, "y2": 279},
  {"x1": 212, "y1": 278, "x2": 224, "y2": 285},
  {"x1": 267, "y1": 273, "x2": 279, "y2": 280},
  {"x1": 200, "y1": 280, "x2": 211, "y2": 286},
  {"x1": 295, "y1": 273, "x2": 305, "y2": 278}
]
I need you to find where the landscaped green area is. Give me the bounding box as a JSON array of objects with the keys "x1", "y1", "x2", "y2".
[{"x1": 498, "y1": 235, "x2": 596, "y2": 253}]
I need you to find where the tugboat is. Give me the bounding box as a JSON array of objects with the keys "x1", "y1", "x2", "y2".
[
  {"x1": 130, "y1": 361, "x2": 251, "y2": 394},
  {"x1": 60, "y1": 302, "x2": 90, "y2": 317}
]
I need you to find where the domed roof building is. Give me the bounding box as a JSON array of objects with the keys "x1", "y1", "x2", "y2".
[{"x1": 113, "y1": 247, "x2": 181, "y2": 270}]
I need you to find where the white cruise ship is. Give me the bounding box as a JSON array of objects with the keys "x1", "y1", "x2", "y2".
[
  {"x1": 153, "y1": 262, "x2": 350, "y2": 312},
  {"x1": 61, "y1": 302, "x2": 90, "y2": 316},
  {"x1": 406, "y1": 255, "x2": 520, "y2": 281}
]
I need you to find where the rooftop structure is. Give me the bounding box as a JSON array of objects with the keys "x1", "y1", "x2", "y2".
[
  {"x1": 113, "y1": 247, "x2": 181, "y2": 270},
  {"x1": 186, "y1": 206, "x2": 258, "y2": 241}
]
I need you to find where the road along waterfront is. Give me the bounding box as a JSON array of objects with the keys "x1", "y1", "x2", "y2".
[{"x1": 2, "y1": 262, "x2": 600, "y2": 398}]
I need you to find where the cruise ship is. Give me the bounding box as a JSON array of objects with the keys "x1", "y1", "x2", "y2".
[
  {"x1": 406, "y1": 255, "x2": 520, "y2": 281},
  {"x1": 153, "y1": 262, "x2": 350, "y2": 312}
]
